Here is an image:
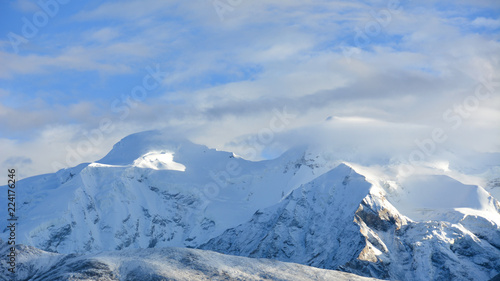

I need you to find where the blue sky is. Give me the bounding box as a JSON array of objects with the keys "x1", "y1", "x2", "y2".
[{"x1": 1, "y1": 0, "x2": 499, "y2": 180}]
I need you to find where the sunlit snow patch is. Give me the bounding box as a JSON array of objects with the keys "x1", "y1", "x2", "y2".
[{"x1": 132, "y1": 151, "x2": 186, "y2": 171}]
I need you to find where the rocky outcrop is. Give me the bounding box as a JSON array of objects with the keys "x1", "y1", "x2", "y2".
[{"x1": 201, "y1": 165, "x2": 500, "y2": 280}]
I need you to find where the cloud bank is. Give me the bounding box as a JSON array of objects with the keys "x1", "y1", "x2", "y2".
[{"x1": 0, "y1": 0, "x2": 499, "y2": 181}]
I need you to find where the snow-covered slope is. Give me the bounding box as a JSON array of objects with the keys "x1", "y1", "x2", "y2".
[
  {"x1": 201, "y1": 164, "x2": 382, "y2": 267},
  {"x1": 200, "y1": 164, "x2": 500, "y2": 280},
  {"x1": 1, "y1": 130, "x2": 499, "y2": 280},
  {"x1": 0, "y1": 130, "x2": 332, "y2": 253},
  {"x1": 0, "y1": 241, "x2": 383, "y2": 281}
]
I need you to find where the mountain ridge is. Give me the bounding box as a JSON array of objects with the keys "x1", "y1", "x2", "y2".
[
  {"x1": 0, "y1": 241, "x2": 384, "y2": 281},
  {"x1": 1, "y1": 130, "x2": 499, "y2": 280}
]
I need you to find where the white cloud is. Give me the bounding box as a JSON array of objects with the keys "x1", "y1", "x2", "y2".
[
  {"x1": 0, "y1": 42, "x2": 157, "y2": 78},
  {"x1": 85, "y1": 27, "x2": 121, "y2": 43},
  {"x1": 1, "y1": 0, "x2": 499, "y2": 180},
  {"x1": 471, "y1": 17, "x2": 500, "y2": 29}
]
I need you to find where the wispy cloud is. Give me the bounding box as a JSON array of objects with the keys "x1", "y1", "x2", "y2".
[
  {"x1": 0, "y1": 0, "x2": 499, "y2": 180},
  {"x1": 471, "y1": 17, "x2": 500, "y2": 29},
  {"x1": 73, "y1": 1, "x2": 176, "y2": 21}
]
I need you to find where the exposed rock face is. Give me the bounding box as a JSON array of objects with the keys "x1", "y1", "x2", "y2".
[{"x1": 201, "y1": 165, "x2": 500, "y2": 280}]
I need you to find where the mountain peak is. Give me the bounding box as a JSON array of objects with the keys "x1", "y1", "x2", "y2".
[
  {"x1": 96, "y1": 130, "x2": 203, "y2": 166},
  {"x1": 2, "y1": 130, "x2": 500, "y2": 281}
]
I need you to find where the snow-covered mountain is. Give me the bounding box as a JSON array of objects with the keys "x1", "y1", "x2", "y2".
[
  {"x1": 201, "y1": 164, "x2": 500, "y2": 280},
  {"x1": 1, "y1": 130, "x2": 499, "y2": 280},
  {"x1": 3, "y1": 130, "x2": 334, "y2": 253},
  {"x1": 0, "y1": 241, "x2": 383, "y2": 281}
]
